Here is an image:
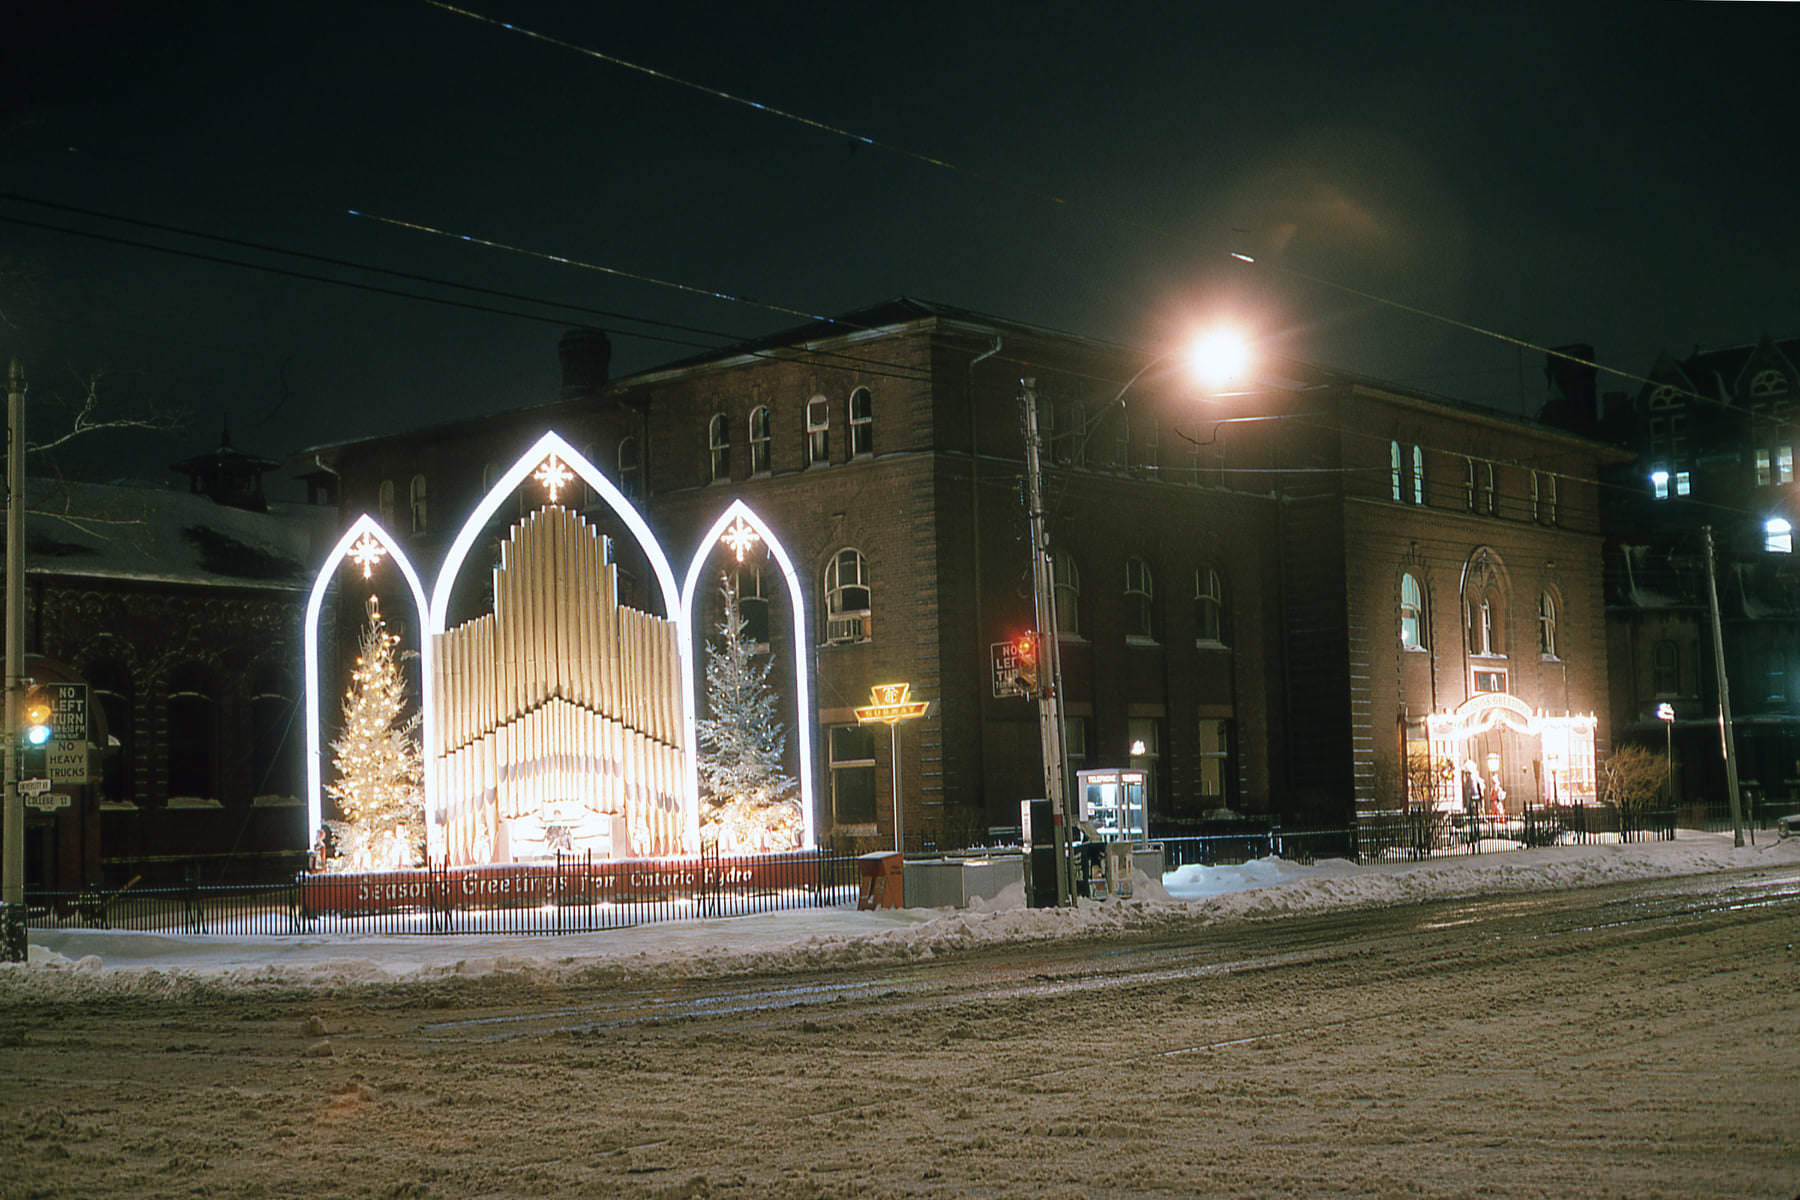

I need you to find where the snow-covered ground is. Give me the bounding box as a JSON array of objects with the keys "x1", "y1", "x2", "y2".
[{"x1": 6, "y1": 829, "x2": 1796, "y2": 999}]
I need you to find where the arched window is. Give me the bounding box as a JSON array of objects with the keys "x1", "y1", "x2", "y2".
[
  {"x1": 378, "y1": 479, "x2": 396, "y2": 526},
  {"x1": 580, "y1": 443, "x2": 601, "y2": 509},
  {"x1": 249, "y1": 664, "x2": 300, "y2": 804},
  {"x1": 1468, "y1": 592, "x2": 1504, "y2": 656},
  {"x1": 1538, "y1": 590, "x2": 1558, "y2": 658},
  {"x1": 1390, "y1": 440, "x2": 1402, "y2": 501},
  {"x1": 166, "y1": 663, "x2": 217, "y2": 804},
  {"x1": 806, "y1": 396, "x2": 830, "y2": 466},
  {"x1": 748, "y1": 407, "x2": 772, "y2": 474},
  {"x1": 1463, "y1": 457, "x2": 1476, "y2": 512},
  {"x1": 1545, "y1": 473, "x2": 1558, "y2": 524},
  {"x1": 408, "y1": 474, "x2": 428, "y2": 534},
  {"x1": 708, "y1": 413, "x2": 731, "y2": 482},
  {"x1": 618, "y1": 436, "x2": 641, "y2": 502},
  {"x1": 1411, "y1": 444, "x2": 1425, "y2": 504},
  {"x1": 1400, "y1": 573, "x2": 1426, "y2": 649},
  {"x1": 86, "y1": 659, "x2": 134, "y2": 809},
  {"x1": 1053, "y1": 551, "x2": 1081, "y2": 637},
  {"x1": 1750, "y1": 369, "x2": 1788, "y2": 397},
  {"x1": 823, "y1": 548, "x2": 871, "y2": 643},
  {"x1": 736, "y1": 564, "x2": 770, "y2": 646},
  {"x1": 1124, "y1": 558, "x2": 1156, "y2": 640},
  {"x1": 849, "y1": 387, "x2": 873, "y2": 457},
  {"x1": 1195, "y1": 566, "x2": 1226, "y2": 645},
  {"x1": 1483, "y1": 462, "x2": 1498, "y2": 516}
]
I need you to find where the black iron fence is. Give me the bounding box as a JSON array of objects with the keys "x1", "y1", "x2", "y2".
[{"x1": 27, "y1": 848, "x2": 863, "y2": 937}]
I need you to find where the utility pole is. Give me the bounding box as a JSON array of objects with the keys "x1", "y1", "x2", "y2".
[
  {"x1": 3, "y1": 359, "x2": 27, "y2": 961},
  {"x1": 1019, "y1": 379, "x2": 1071, "y2": 905},
  {"x1": 1701, "y1": 525, "x2": 1745, "y2": 847}
]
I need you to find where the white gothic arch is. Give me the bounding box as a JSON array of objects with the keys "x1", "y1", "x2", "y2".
[
  {"x1": 680, "y1": 499, "x2": 817, "y2": 847},
  {"x1": 303, "y1": 513, "x2": 431, "y2": 847},
  {"x1": 426, "y1": 430, "x2": 698, "y2": 854}
]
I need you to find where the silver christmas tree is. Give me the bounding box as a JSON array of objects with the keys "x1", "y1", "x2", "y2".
[{"x1": 697, "y1": 573, "x2": 801, "y2": 851}]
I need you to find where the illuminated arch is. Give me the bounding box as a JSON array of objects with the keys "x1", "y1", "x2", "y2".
[
  {"x1": 427, "y1": 430, "x2": 697, "y2": 851},
  {"x1": 680, "y1": 499, "x2": 816, "y2": 847},
  {"x1": 303, "y1": 514, "x2": 431, "y2": 849}
]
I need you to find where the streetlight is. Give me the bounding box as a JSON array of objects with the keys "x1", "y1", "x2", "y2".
[{"x1": 1656, "y1": 702, "x2": 1676, "y2": 813}]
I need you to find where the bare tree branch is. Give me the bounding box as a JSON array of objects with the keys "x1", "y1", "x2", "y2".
[{"x1": 24, "y1": 367, "x2": 180, "y2": 455}]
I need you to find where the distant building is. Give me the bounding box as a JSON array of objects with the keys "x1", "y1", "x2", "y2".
[
  {"x1": 1546, "y1": 336, "x2": 1800, "y2": 819},
  {"x1": 311, "y1": 300, "x2": 1621, "y2": 852}
]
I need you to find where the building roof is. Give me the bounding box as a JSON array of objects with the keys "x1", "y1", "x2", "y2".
[{"x1": 21, "y1": 477, "x2": 333, "y2": 591}]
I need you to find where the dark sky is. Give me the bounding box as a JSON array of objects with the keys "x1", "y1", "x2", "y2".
[{"x1": 4, "y1": 1, "x2": 1795, "y2": 491}]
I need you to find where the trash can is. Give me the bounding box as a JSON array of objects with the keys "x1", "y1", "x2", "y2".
[{"x1": 857, "y1": 851, "x2": 903, "y2": 910}]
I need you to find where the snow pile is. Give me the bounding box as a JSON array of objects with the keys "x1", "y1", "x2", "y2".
[{"x1": 4, "y1": 830, "x2": 1794, "y2": 1000}]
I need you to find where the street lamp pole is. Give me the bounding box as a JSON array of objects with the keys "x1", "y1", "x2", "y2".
[
  {"x1": 1656, "y1": 702, "x2": 1675, "y2": 818},
  {"x1": 1019, "y1": 378, "x2": 1072, "y2": 906}
]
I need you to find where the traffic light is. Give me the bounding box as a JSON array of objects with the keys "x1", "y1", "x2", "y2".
[
  {"x1": 1014, "y1": 632, "x2": 1040, "y2": 695},
  {"x1": 23, "y1": 686, "x2": 53, "y2": 746}
]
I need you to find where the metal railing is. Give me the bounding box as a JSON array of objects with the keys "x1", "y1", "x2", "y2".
[{"x1": 27, "y1": 848, "x2": 863, "y2": 937}]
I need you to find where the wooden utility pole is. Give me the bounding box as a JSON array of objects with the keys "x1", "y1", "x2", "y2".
[
  {"x1": 1702, "y1": 526, "x2": 1745, "y2": 847},
  {"x1": 4, "y1": 359, "x2": 27, "y2": 960}
]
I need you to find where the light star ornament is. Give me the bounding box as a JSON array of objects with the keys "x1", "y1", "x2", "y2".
[
  {"x1": 720, "y1": 516, "x2": 761, "y2": 563},
  {"x1": 534, "y1": 454, "x2": 575, "y2": 504},
  {"x1": 348, "y1": 533, "x2": 388, "y2": 579}
]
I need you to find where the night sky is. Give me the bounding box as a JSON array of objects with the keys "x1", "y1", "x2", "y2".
[{"x1": 5, "y1": 1, "x2": 1795, "y2": 493}]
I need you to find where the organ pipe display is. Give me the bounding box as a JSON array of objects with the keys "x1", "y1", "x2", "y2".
[{"x1": 432, "y1": 506, "x2": 686, "y2": 865}]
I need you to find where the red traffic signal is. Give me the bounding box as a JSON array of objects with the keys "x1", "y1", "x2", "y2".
[{"x1": 1014, "y1": 632, "x2": 1039, "y2": 693}]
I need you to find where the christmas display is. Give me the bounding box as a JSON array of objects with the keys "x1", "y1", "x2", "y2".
[
  {"x1": 698, "y1": 574, "x2": 801, "y2": 852},
  {"x1": 325, "y1": 595, "x2": 425, "y2": 871}
]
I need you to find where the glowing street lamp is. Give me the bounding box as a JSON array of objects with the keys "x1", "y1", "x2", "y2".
[{"x1": 1657, "y1": 702, "x2": 1676, "y2": 809}]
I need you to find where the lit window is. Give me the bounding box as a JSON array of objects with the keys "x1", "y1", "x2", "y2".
[
  {"x1": 1195, "y1": 566, "x2": 1225, "y2": 644},
  {"x1": 1400, "y1": 573, "x2": 1426, "y2": 649},
  {"x1": 409, "y1": 474, "x2": 428, "y2": 535},
  {"x1": 1053, "y1": 551, "x2": 1082, "y2": 637},
  {"x1": 806, "y1": 396, "x2": 830, "y2": 466},
  {"x1": 828, "y1": 724, "x2": 877, "y2": 826},
  {"x1": 1538, "y1": 591, "x2": 1558, "y2": 658},
  {"x1": 1412, "y1": 444, "x2": 1425, "y2": 505},
  {"x1": 1390, "y1": 440, "x2": 1402, "y2": 501},
  {"x1": 1766, "y1": 518, "x2": 1792, "y2": 554},
  {"x1": 1675, "y1": 471, "x2": 1690, "y2": 496},
  {"x1": 1125, "y1": 558, "x2": 1156, "y2": 640},
  {"x1": 1127, "y1": 716, "x2": 1160, "y2": 813},
  {"x1": 1756, "y1": 448, "x2": 1772, "y2": 486},
  {"x1": 823, "y1": 548, "x2": 871, "y2": 643},
  {"x1": 708, "y1": 413, "x2": 730, "y2": 482},
  {"x1": 848, "y1": 387, "x2": 873, "y2": 457},
  {"x1": 1780, "y1": 446, "x2": 1795, "y2": 484},
  {"x1": 748, "y1": 407, "x2": 772, "y2": 474},
  {"x1": 618, "y1": 437, "x2": 641, "y2": 502},
  {"x1": 1651, "y1": 469, "x2": 1670, "y2": 501}
]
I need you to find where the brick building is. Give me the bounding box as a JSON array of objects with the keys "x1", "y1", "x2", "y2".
[{"x1": 310, "y1": 300, "x2": 1620, "y2": 849}]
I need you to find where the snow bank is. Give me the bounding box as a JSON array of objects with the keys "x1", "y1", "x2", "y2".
[{"x1": 3, "y1": 830, "x2": 1794, "y2": 1001}]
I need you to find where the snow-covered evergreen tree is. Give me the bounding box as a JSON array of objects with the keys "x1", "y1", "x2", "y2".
[
  {"x1": 698, "y1": 573, "x2": 801, "y2": 852},
  {"x1": 326, "y1": 595, "x2": 424, "y2": 870}
]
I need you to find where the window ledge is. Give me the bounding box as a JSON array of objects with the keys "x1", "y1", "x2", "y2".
[
  {"x1": 1194, "y1": 638, "x2": 1231, "y2": 651},
  {"x1": 1125, "y1": 635, "x2": 1161, "y2": 648},
  {"x1": 1469, "y1": 652, "x2": 1509, "y2": 661},
  {"x1": 1402, "y1": 645, "x2": 1431, "y2": 654},
  {"x1": 166, "y1": 796, "x2": 223, "y2": 810},
  {"x1": 1056, "y1": 633, "x2": 1089, "y2": 645}
]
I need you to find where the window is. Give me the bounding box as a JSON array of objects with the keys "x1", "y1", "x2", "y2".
[
  {"x1": 1463, "y1": 456, "x2": 1477, "y2": 512},
  {"x1": 1484, "y1": 462, "x2": 1499, "y2": 516},
  {"x1": 1196, "y1": 718, "x2": 1233, "y2": 809},
  {"x1": 1651, "y1": 640, "x2": 1680, "y2": 696},
  {"x1": 618, "y1": 436, "x2": 641, "y2": 502},
  {"x1": 1652, "y1": 470, "x2": 1671, "y2": 501},
  {"x1": 378, "y1": 479, "x2": 395, "y2": 527},
  {"x1": 1115, "y1": 408, "x2": 1132, "y2": 471},
  {"x1": 1675, "y1": 470, "x2": 1691, "y2": 497},
  {"x1": 1545, "y1": 473, "x2": 1559, "y2": 523},
  {"x1": 409, "y1": 474, "x2": 428, "y2": 535},
  {"x1": 708, "y1": 413, "x2": 730, "y2": 482},
  {"x1": 249, "y1": 665, "x2": 299, "y2": 804},
  {"x1": 736, "y1": 564, "x2": 770, "y2": 647},
  {"x1": 87, "y1": 660, "x2": 133, "y2": 809},
  {"x1": 1538, "y1": 591, "x2": 1558, "y2": 659},
  {"x1": 1400, "y1": 573, "x2": 1426, "y2": 649},
  {"x1": 1411, "y1": 444, "x2": 1425, "y2": 505},
  {"x1": 1768, "y1": 649, "x2": 1789, "y2": 707},
  {"x1": 1195, "y1": 566, "x2": 1226, "y2": 645},
  {"x1": 1141, "y1": 416, "x2": 1160, "y2": 475},
  {"x1": 823, "y1": 548, "x2": 871, "y2": 643},
  {"x1": 1530, "y1": 470, "x2": 1560, "y2": 523},
  {"x1": 1766, "y1": 518, "x2": 1792, "y2": 554},
  {"x1": 1750, "y1": 369, "x2": 1789, "y2": 397},
  {"x1": 1531, "y1": 471, "x2": 1541, "y2": 520},
  {"x1": 1472, "y1": 666, "x2": 1508, "y2": 694},
  {"x1": 1052, "y1": 397, "x2": 1085, "y2": 466},
  {"x1": 806, "y1": 396, "x2": 829, "y2": 466},
  {"x1": 848, "y1": 387, "x2": 873, "y2": 457},
  {"x1": 748, "y1": 407, "x2": 772, "y2": 474},
  {"x1": 1128, "y1": 717, "x2": 1160, "y2": 814},
  {"x1": 1390, "y1": 441, "x2": 1402, "y2": 501},
  {"x1": 1757, "y1": 449, "x2": 1772, "y2": 487},
  {"x1": 1053, "y1": 551, "x2": 1081, "y2": 637},
  {"x1": 1124, "y1": 558, "x2": 1156, "y2": 641},
  {"x1": 166, "y1": 664, "x2": 216, "y2": 804},
  {"x1": 828, "y1": 724, "x2": 877, "y2": 826},
  {"x1": 1781, "y1": 446, "x2": 1796, "y2": 485},
  {"x1": 580, "y1": 443, "x2": 601, "y2": 509},
  {"x1": 1468, "y1": 592, "x2": 1503, "y2": 656}
]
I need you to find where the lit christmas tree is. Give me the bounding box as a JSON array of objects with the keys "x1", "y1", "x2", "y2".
[
  {"x1": 698, "y1": 573, "x2": 801, "y2": 852},
  {"x1": 326, "y1": 595, "x2": 424, "y2": 871}
]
